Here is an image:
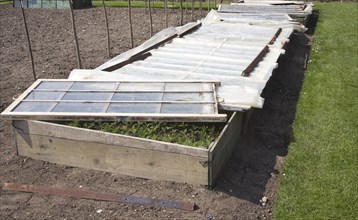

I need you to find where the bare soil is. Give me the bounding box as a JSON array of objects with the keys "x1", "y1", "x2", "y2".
[{"x1": 0, "y1": 4, "x2": 313, "y2": 219}]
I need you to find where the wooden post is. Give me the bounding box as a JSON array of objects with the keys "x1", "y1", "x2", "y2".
[
  {"x1": 165, "y1": 0, "x2": 168, "y2": 28},
  {"x1": 185, "y1": 0, "x2": 188, "y2": 13},
  {"x1": 102, "y1": 0, "x2": 111, "y2": 57},
  {"x1": 144, "y1": 0, "x2": 147, "y2": 13},
  {"x1": 214, "y1": 0, "x2": 216, "y2": 9},
  {"x1": 19, "y1": 0, "x2": 36, "y2": 81},
  {"x1": 148, "y1": 0, "x2": 153, "y2": 37},
  {"x1": 128, "y1": 0, "x2": 134, "y2": 48},
  {"x1": 68, "y1": 0, "x2": 82, "y2": 69},
  {"x1": 207, "y1": 0, "x2": 210, "y2": 11},
  {"x1": 199, "y1": 0, "x2": 202, "y2": 17},
  {"x1": 180, "y1": 0, "x2": 183, "y2": 26}
]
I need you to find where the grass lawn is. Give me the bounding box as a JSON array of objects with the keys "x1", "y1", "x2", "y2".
[
  {"x1": 273, "y1": 3, "x2": 358, "y2": 219},
  {"x1": 0, "y1": 0, "x2": 11, "y2": 5},
  {"x1": 64, "y1": 121, "x2": 225, "y2": 148}
]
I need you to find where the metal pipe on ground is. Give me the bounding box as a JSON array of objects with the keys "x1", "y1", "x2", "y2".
[{"x1": 2, "y1": 182, "x2": 195, "y2": 211}]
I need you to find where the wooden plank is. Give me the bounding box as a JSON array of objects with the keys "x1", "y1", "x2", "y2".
[
  {"x1": 13, "y1": 120, "x2": 209, "y2": 185},
  {"x1": 21, "y1": 100, "x2": 216, "y2": 104},
  {"x1": 13, "y1": 120, "x2": 208, "y2": 157},
  {"x1": 177, "y1": 22, "x2": 202, "y2": 38},
  {"x1": 268, "y1": 27, "x2": 283, "y2": 45},
  {"x1": 38, "y1": 79, "x2": 223, "y2": 83},
  {"x1": 241, "y1": 45, "x2": 269, "y2": 77},
  {"x1": 242, "y1": 109, "x2": 254, "y2": 135},
  {"x1": 4, "y1": 113, "x2": 227, "y2": 123},
  {"x1": 208, "y1": 112, "x2": 243, "y2": 188},
  {"x1": 102, "y1": 52, "x2": 151, "y2": 72},
  {"x1": 32, "y1": 89, "x2": 215, "y2": 93},
  {"x1": 102, "y1": 34, "x2": 177, "y2": 72}
]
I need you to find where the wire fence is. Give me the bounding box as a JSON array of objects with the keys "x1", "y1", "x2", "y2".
[
  {"x1": 13, "y1": 0, "x2": 70, "y2": 8},
  {"x1": 12, "y1": 0, "x2": 214, "y2": 81}
]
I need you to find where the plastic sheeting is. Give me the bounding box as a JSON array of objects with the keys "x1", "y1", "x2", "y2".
[
  {"x1": 70, "y1": 6, "x2": 308, "y2": 111},
  {"x1": 219, "y1": 3, "x2": 313, "y2": 17}
]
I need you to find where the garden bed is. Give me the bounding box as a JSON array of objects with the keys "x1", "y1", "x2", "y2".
[{"x1": 12, "y1": 112, "x2": 242, "y2": 187}]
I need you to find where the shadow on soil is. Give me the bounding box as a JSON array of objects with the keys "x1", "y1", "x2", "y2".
[{"x1": 213, "y1": 13, "x2": 319, "y2": 204}]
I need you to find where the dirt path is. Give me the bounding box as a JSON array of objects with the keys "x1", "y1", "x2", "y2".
[{"x1": 0, "y1": 5, "x2": 312, "y2": 219}]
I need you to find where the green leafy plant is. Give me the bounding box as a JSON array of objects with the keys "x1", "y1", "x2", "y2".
[{"x1": 63, "y1": 121, "x2": 225, "y2": 148}]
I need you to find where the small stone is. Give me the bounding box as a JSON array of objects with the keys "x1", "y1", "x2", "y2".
[
  {"x1": 261, "y1": 196, "x2": 268, "y2": 203},
  {"x1": 96, "y1": 209, "x2": 103, "y2": 214},
  {"x1": 260, "y1": 196, "x2": 268, "y2": 206}
]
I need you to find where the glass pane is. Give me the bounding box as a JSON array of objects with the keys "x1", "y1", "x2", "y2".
[
  {"x1": 117, "y1": 83, "x2": 165, "y2": 91},
  {"x1": 71, "y1": 82, "x2": 118, "y2": 90},
  {"x1": 13, "y1": 102, "x2": 55, "y2": 112},
  {"x1": 36, "y1": 81, "x2": 73, "y2": 90},
  {"x1": 62, "y1": 92, "x2": 113, "y2": 101},
  {"x1": 25, "y1": 91, "x2": 65, "y2": 100},
  {"x1": 52, "y1": 103, "x2": 106, "y2": 113},
  {"x1": 107, "y1": 104, "x2": 160, "y2": 113},
  {"x1": 165, "y1": 83, "x2": 212, "y2": 91},
  {"x1": 161, "y1": 104, "x2": 214, "y2": 114},
  {"x1": 112, "y1": 93, "x2": 163, "y2": 101},
  {"x1": 163, "y1": 93, "x2": 213, "y2": 102}
]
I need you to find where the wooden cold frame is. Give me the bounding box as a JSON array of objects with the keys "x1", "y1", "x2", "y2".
[
  {"x1": 12, "y1": 112, "x2": 243, "y2": 188},
  {"x1": 1, "y1": 79, "x2": 226, "y2": 123}
]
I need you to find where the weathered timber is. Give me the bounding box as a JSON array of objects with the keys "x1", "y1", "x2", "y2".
[
  {"x1": 13, "y1": 120, "x2": 208, "y2": 185},
  {"x1": 102, "y1": 53, "x2": 152, "y2": 72},
  {"x1": 11, "y1": 112, "x2": 243, "y2": 187},
  {"x1": 208, "y1": 112, "x2": 243, "y2": 188},
  {"x1": 241, "y1": 45, "x2": 269, "y2": 77}
]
